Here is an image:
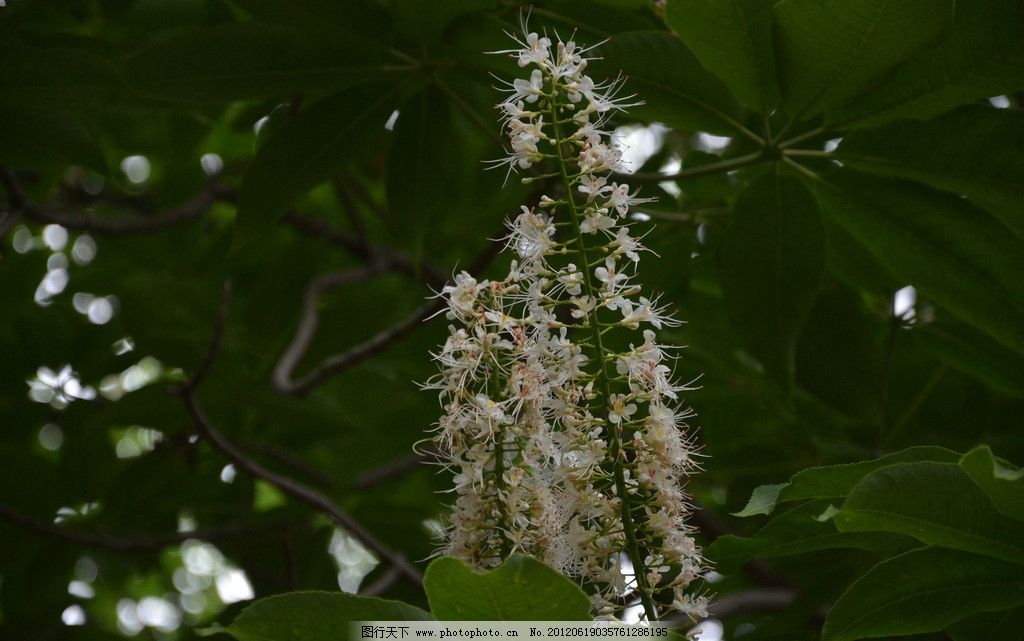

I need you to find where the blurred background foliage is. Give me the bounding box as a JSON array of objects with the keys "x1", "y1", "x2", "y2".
[{"x1": 0, "y1": 0, "x2": 1022, "y2": 640}]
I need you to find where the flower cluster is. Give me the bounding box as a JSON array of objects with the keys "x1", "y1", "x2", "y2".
[{"x1": 425, "y1": 25, "x2": 706, "y2": 622}]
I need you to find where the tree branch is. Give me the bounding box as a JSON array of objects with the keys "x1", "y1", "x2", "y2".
[
  {"x1": 353, "y1": 452, "x2": 427, "y2": 490},
  {"x1": 0, "y1": 503, "x2": 269, "y2": 552},
  {"x1": 283, "y1": 209, "x2": 448, "y2": 287},
  {"x1": 3, "y1": 167, "x2": 234, "y2": 235},
  {"x1": 272, "y1": 234, "x2": 502, "y2": 397},
  {"x1": 178, "y1": 283, "x2": 424, "y2": 587}
]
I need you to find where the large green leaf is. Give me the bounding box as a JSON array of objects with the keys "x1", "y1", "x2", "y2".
[
  {"x1": 912, "y1": 322, "x2": 1024, "y2": 400},
  {"x1": 831, "y1": 0, "x2": 1024, "y2": 128},
  {"x1": 960, "y1": 446, "x2": 1024, "y2": 522},
  {"x1": 592, "y1": 31, "x2": 747, "y2": 137},
  {"x1": 720, "y1": 167, "x2": 824, "y2": 383},
  {"x1": 390, "y1": 0, "x2": 494, "y2": 43},
  {"x1": 123, "y1": 22, "x2": 393, "y2": 104},
  {"x1": 949, "y1": 606, "x2": 1024, "y2": 641},
  {"x1": 665, "y1": 0, "x2": 778, "y2": 112},
  {"x1": 215, "y1": 591, "x2": 433, "y2": 641},
  {"x1": 822, "y1": 547, "x2": 1024, "y2": 641},
  {"x1": 773, "y1": 0, "x2": 954, "y2": 119},
  {"x1": 736, "y1": 446, "x2": 959, "y2": 517},
  {"x1": 386, "y1": 86, "x2": 457, "y2": 257},
  {"x1": 707, "y1": 500, "x2": 913, "y2": 575},
  {"x1": 424, "y1": 556, "x2": 592, "y2": 620},
  {"x1": 835, "y1": 461, "x2": 1024, "y2": 565},
  {"x1": 836, "y1": 105, "x2": 1024, "y2": 238},
  {"x1": 810, "y1": 170, "x2": 1024, "y2": 358},
  {"x1": 237, "y1": 85, "x2": 397, "y2": 226}
]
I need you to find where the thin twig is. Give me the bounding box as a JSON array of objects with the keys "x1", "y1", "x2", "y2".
[
  {"x1": 273, "y1": 235, "x2": 502, "y2": 397},
  {"x1": 359, "y1": 564, "x2": 403, "y2": 597},
  {"x1": 276, "y1": 299, "x2": 443, "y2": 397},
  {"x1": 178, "y1": 284, "x2": 424, "y2": 586},
  {"x1": 3, "y1": 168, "x2": 233, "y2": 235},
  {"x1": 272, "y1": 265, "x2": 391, "y2": 395},
  {"x1": 353, "y1": 452, "x2": 427, "y2": 490},
  {"x1": 283, "y1": 210, "x2": 448, "y2": 286},
  {"x1": 182, "y1": 280, "x2": 234, "y2": 393},
  {"x1": 0, "y1": 504, "x2": 268, "y2": 552}
]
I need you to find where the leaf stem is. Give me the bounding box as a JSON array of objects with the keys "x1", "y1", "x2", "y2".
[{"x1": 618, "y1": 150, "x2": 765, "y2": 183}]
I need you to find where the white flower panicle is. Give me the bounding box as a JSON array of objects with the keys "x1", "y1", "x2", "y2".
[{"x1": 425, "y1": 24, "x2": 706, "y2": 622}]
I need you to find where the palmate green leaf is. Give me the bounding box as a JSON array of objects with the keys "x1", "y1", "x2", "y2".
[
  {"x1": 236, "y1": 84, "x2": 397, "y2": 227},
  {"x1": 960, "y1": 446, "x2": 1024, "y2": 522},
  {"x1": 835, "y1": 105, "x2": 1024, "y2": 238},
  {"x1": 707, "y1": 500, "x2": 914, "y2": 575},
  {"x1": 720, "y1": 167, "x2": 824, "y2": 384},
  {"x1": 822, "y1": 547, "x2": 1024, "y2": 641},
  {"x1": 424, "y1": 556, "x2": 591, "y2": 621},
  {"x1": 123, "y1": 22, "x2": 395, "y2": 104},
  {"x1": 949, "y1": 606, "x2": 1024, "y2": 641},
  {"x1": 773, "y1": 0, "x2": 954, "y2": 119},
  {"x1": 212, "y1": 591, "x2": 433, "y2": 641},
  {"x1": 835, "y1": 461, "x2": 1024, "y2": 565},
  {"x1": 831, "y1": 0, "x2": 1024, "y2": 129},
  {"x1": 810, "y1": 170, "x2": 1024, "y2": 358},
  {"x1": 665, "y1": 0, "x2": 778, "y2": 112},
  {"x1": 591, "y1": 31, "x2": 747, "y2": 137},
  {"x1": 735, "y1": 446, "x2": 959, "y2": 517},
  {"x1": 0, "y1": 104, "x2": 106, "y2": 172}
]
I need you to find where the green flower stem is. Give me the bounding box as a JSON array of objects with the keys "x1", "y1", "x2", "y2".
[
  {"x1": 488, "y1": 362, "x2": 511, "y2": 558},
  {"x1": 547, "y1": 93, "x2": 658, "y2": 623}
]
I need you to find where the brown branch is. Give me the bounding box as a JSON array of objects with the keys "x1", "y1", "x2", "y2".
[
  {"x1": 353, "y1": 452, "x2": 427, "y2": 490},
  {"x1": 3, "y1": 168, "x2": 233, "y2": 235},
  {"x1": 276, "y1": 299, "x2": 442, "y2": 397},
  {"x1": 179, "y1": 283, "x2": 424, "y2": 587},
  {"x1": 359, "y1": 564, "x2": 403, "y2": 597},
  {"x1": 272, "y1": 265, "x2": 391, "y2": 395},
  {"x1": 282, "y1": 209, "x2": 448, "y2": 286},
  {"x1": 272, "y1": 233, "x2": 502, "y2": 397},
  {"x1": 0, "y1": 504, "x2": 268, "y2": 552}
]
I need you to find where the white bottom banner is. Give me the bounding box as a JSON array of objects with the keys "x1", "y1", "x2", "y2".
[{"x1": 354, "y1": 621, "x2": 675, "y2": 640}]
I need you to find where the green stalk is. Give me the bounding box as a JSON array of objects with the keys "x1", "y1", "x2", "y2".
[
  {"x1": 488, "y1": 362, "x2": 511, "y2": 558},
  {"x1": 546, "y1": 92, "x2": 658, "y2": 623}
]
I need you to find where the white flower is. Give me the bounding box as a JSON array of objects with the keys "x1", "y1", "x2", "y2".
[
  {"x1": 435, "y1": 23, "x2": 704, "y2": 620},
  {"x1": 594, "y1": 257, "x2": 627, "y2": 288},
  {"x1": 577, "y1": 175, "x2": 609, "y2": 201},
  {"x1": 506, "y1": 206, "x2": 555, "y2": 260},
  {"x1": 557, "y1": 265, "x2": 584, "y2": 296},
  {"x1": 611, "y1": 227, "x2": 642, "y2": 262},
  {"x1": 518, "y1": 32, "x2": 552, "y2": 67},
  {"x1": 607, "y1": 393, "x2": 637, "y2": 424},
  {"x1": 511, "y1": 68, "x2": 545, "y2": 103},
  {"x1": 579, "y1": 209, "x2": 615, "y2": 234},
  {"x1": 442, "y1": 272, "x2": 487, "y2": 319}
]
